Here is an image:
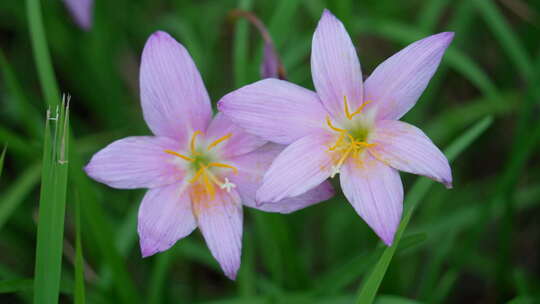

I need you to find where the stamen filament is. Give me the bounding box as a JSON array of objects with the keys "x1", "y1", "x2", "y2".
[
  {"x1": 190, "y1": 130, "x2": 202, "y2": 155},
  {"x1": 343, "y1": 96, "x2": 372, "y2": 120},
  {"x1": 326, "y1": 116, "x2": 347, "y2": 133},
  {"x1": 207, "y1": 162, "x2": 239, "y2": 174},
  {"x1": 207, "y1": 133, "x2": 232, "y2": 150},
  {"x1": 164, "y1": 149, "x2": 194, "y2": 162}
]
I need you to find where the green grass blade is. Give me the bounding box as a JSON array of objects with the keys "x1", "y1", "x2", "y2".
[
  {"x1": 25, "y1": 0, "x2": 61, "y2": 109},
  {"x1": 74, "y1": 192, "x2": 86, "y2": 304},
  {"x1": 0, "y1": 49, "x2": 42, "y2": 138},
  {"x1": 0, "y1": 279, "x2": 33, "y2": 293},
  {"x1": 147, "y1": 250, "x2": 173, "y2": 304},
  {"x1": 233, "y1": 0, "x2": 253, "y2": 87},
  {"x1": 0, "y1": 162, "x2": 41, "y2": 232},
  {"x1": 33, "y1": 98, "x2": 70, "y2": 304},
  {"x1": 417, "y1": 0, "x2": 450, "y2": 31},
  {"x1": 355, "y1": 116, "x2": 493, "y2": 304},
  {"x1": 0, "y1": 145, "x2": 6, "y2": 178},
  {"x1": 472, "y1": 0, "x2": 533, "y2": 80}
]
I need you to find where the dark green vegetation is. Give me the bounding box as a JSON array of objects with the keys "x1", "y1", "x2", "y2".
[{"x1": 1, "y1": 0, "x2": 539, "y2": 303}]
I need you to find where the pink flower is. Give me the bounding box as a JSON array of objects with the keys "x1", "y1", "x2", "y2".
[
  {"x1": 218, "y1": 10, "x2": 453, "y2": 246},
  {"x1": 84, "y1": 31, "x2": 333, "y2": 280},
  {"x1": 62, "y1": 0, "x2": 93, "y2": 30}
]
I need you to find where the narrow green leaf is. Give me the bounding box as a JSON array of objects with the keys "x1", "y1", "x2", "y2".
[
  {"x1": 233, "y1": 0, "x2": 253, "y2": 87},
  {"x1": 0, "y1": 145, "x2": 6, "y2": 178},
  {"x1": 147, "y1": 250, "x2": 173, "y2": 304},
  {"x1": 74, "y1": 192, "x2": 86, "y2": 304},
  {"x1": 0, "y1": 279, "x2": 33, "y2": 293},
  {"x1": 472, "y1": 0, "x2": 533, "y2": 80},
  {"x1": 0, "y1": 162, "x2": 41, "y2": 232},
  {"x1": 0, "y1": 49, "x2": 42, "y2": 138},
  {"x1": 33, "y1": 97, "x2": 70, "y2": 304},
  {"x1": 355, "y1": 116, "x2": 493, "y2": 304},
  {"x1": 417, "y1": 0, "x2": 450, "y2": 31},
  {"x1": 25, "y1": 0, "x2": 61, "y2": 109}
]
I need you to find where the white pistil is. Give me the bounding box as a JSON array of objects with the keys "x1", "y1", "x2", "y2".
[{"x1": 220, "y1": 177, "x2": 236, "y2": 192}]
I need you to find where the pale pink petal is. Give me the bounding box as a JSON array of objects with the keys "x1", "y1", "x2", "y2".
[
  {"x1": 194, "y1": 189, "x2": 243, "y2": 280},
  {"x1": 364, "y1": 32, "x2": 454, "y2": 120},
  {"x1": 140, "y1": 31, "x2": 212, "y2": 142},
  {"x1": 84, "y1": 136, "x2": 184, "y2": 189},
  {"x1": 63, "y1": 0, "x2": 93, "y2": 30},
  {"x1": 138, "y1": 183, "x2": 196, "y2": 257},
  {"x1": 205, "y1": 113, "x2": 267, "y2": 158},
  {"x1": 218, "y1": 79, "x2": 328, "y2": 145},
  {"x1": 311, "y1": 9, "x2": 363, "y2": 121},
  {"x1": 340, "y1": 155, "x2": 403, "y2": 245},
  {"x1": 256, "y1": 133, "x2": 334, "y2": 203},
  {"x1": 370, "y1": 120, "x2": 452, "y2": 188},
  {"x1": 229, "y1": 144, "x2": 334, "y2": 213}
]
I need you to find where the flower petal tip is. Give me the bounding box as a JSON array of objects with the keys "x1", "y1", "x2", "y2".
[
  {"x1": 225, "y1": 270, "x2": 238, "y2": 281},
  {"x1": 444, "y1": 181, "x2": 453, "y2": 189}
]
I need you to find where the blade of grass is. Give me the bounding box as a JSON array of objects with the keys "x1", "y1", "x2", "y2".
[
  {"x1": 0, "y1": 145, "x2": 6, "y2": 178},
  {"x1": 33, "y1": 97, "x2": 70, "y2": 304},
  {"x1": 417, "y1": 0, "x2": 450, "y2": 31},
  {"x1": 147, "y1": 250, "x2": 173, "y2": 304},
  {"x1": 0, "y1": 162, "x2": 41, "y2": 232},
  {"x1": 0, "y1": 279, "x2": 33, "y2": 293},
  {"x1": 26, "y1": 0, "x2": 61, "y2": 109},
  {"x1": 26, "y1": 0, "x2": 140, "y2": 301},
  {"x1": 0, "y1": 49, "x2": 42, "y2": 138},
  {"x1": 74, "y1": 192, "x2": 86, "y2": 304},
  {"x1": 233, "y1": 0, "x2": 253, "y2": 87},
  {"x1": 355, "y1": 116, "x2": 493, "y2": 304},
  {"x1": 472, "y1": 0, "x2": 533, "y2": 80}
]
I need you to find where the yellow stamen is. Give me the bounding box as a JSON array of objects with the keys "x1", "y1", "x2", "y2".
[
  {"x1": 207, "y1": 133, "x2": 232, "y2": 151},
  {"x1": 207, "y1": 162, "x2": 239, "y2": 174},
  {"x1": 190, "y1": 130, "x2": 202, "y2": 154},
  {"x1": 164, "y1": 149, "x2": 194, "y2": 162},
  {"x1": 343, "y1": 96, "x2": 372, "y2": 120},
  {"x1": 202, "y1": 170, "x2": 215, "y2": 199},
  {"x1": 326, "y1": 116, "x2": 347, "y2": 133},
  {"x1": 189, "y1": 166, "x2": 207, "y2": 183}
]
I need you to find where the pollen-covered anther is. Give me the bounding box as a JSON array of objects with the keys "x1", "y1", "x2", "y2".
[{"x1": 343, "y1": 96, "x2": 372, "y2": 120}]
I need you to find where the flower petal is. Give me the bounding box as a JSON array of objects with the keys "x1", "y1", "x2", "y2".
[
  {"x1": 205, "y1": 113, "x2": 267, "y2": 158},
  {"x1": 370, "y1": 120, "x2": 452, "y2": 188},
  {"x1": 340, "y1": 155, "x2": 403, "y2": 245},
  {"x1": 194, "y1": 189, "x2": 243, "y2": 280},
  {"x1": 138, "y1": 183, "x2": 197, "y2": 257},
  {"x1": 364, "y1": 32, "x2": 454, "y2": 120},
  {"x1": 256, "y1": 133, "x2": 334, "y2": 203},
  {"x1": 229, "y1": 144, "x2": 334, "y2": 213},
  {"x1": 63, "y1": 0, "x2": 93, "y2": 30},
  {"x1": 311, "y1": 9, "x2": 363, "y2": 121},
  {"x1": 84, "y1": 136, "x2": 184, "y2": 189},
  {"x1": 140, "y1": 31, "x2": 212, "y2": 142},
  {"x1": 218, "y1": 78, "x2": 328, "y2": 145}
]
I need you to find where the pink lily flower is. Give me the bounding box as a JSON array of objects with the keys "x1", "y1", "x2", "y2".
[
  {"x1": 218, "y1": 10, "x2": 453, "y2": 246},
  {"x1": 84, "y1": 31, "x2": 333, "y2": 279},
  {"x1": 63, "y1": 0, "x2": 93, "y2": 30}
]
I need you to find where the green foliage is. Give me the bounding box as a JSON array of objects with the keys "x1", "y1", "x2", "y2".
[{"x1": 0, "y1": 0, "x2": 539, "y2": 303}]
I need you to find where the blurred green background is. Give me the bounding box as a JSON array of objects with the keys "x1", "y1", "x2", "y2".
[{"x1": 1, "y1": 0, "x2": 539, "y2": 303}]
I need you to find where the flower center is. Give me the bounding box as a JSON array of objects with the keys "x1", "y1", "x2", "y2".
[
  {"x1": 326, "y1": 97, "x2": 376, "y2": 177},
  {"x1": 164, "y1": 131, "x2": 238, "y2": 199}
]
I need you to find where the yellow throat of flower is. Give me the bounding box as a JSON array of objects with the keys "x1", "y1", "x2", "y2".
[
  {"x1": 164, "y1": 131, "x2": 238, "y2": 200},
  {"x1": 326, "y1": 96, "x2": 376, "y2": 177}
]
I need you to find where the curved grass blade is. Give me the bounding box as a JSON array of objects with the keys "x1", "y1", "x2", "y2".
[
  {"x1": 0, "y1": 162, "x2": 41, "y2": 232},
  {"x1": 0, "y1": 145, "x2": 6, "y2": 178},
  {"x1": 74, "y1": 192, "x2": 86, "y2": 304},
  {"x1": 355, "y1": 116, "x2": 493, "y2": 304}
]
